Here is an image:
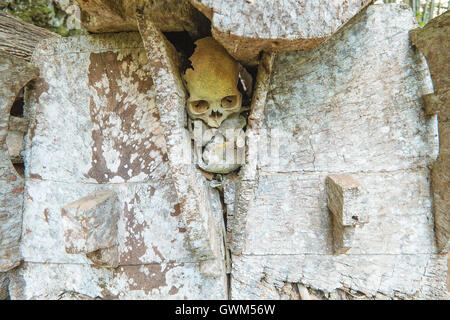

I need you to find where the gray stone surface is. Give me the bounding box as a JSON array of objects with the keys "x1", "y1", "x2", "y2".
[
  {"x1": 2, "y1": 1, "x2": 447, "y2": 300},
  {"x1": 191, "y1": 0, "x2": 372, "y2": 65},
  {"x1": 230, "y1": 4, "x2": 446, "y2": 299},
  {"x1": 0, "y1": 272, "x2": 9, "y2": 299},
  {"x1": 76, "y1": 0, "x2": 208, "y2": 37},
  {"x1": 137, "y1": 15, "x2": 227, "y2": 282},
  {"x1": 326, "y1": 175, "x2": 366, "y2": 254},
  {"x1": 85, "y1": 246, "x2": 119, "y2": 269},
  {"x1": 231, "y1": 254, "x2": 448, "y2": 300},
  {"x1": 0, "y1": 53, "x2": 38, "y2": 272},
  {"x1": 410, "y1": 11, "x2": 450, "y2": 254},
  {"x1": 12, "y1": 32, "x2": 227, "y2": 299},
  {"x1": 27, "y1": 33, "x2": 162, "y2": 184},
  {"x1": 6, "y1": 116, "x2": 28, "y2": 165},
  {"x1": 238, "y1": 171, "x2": 437, "y2": 256},
  {"x1": 9, "y1": 262, "x2": 224, "y2": 300},
  {"x1": 21, "y1": 180, "x2": 192, "y2": 265},
  {"x1": 326, "y1": 175, "x2": 366, "y2": 227},
  {"x1": 231, "y1": 52, "x2": 275, "y2": 256},
  {"x1": 61, "y1": 190, "x2": 119, "y2": 254}
]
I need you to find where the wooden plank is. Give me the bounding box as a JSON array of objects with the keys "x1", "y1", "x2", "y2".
[{"x1": 0, "y1": 12, "x2": 59, "y2": 61}]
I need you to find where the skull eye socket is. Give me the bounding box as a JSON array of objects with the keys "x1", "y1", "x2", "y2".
[
  {"x1": 221, "y1": 95, "x2": 239, "y2": 109},
  {"x1": 190, "y1": 100, "x2": 210, "y2": 114}
]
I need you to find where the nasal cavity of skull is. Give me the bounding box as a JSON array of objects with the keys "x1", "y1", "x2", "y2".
[
  {"x1": 8, "y1": 85, "x2": 30, "y2": 178},
  {"x1": 210, "y1": 110, "x2": 223, "y2": 120}
]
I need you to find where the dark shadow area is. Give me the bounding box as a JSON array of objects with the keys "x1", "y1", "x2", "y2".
[
  {"x1": 8, "y1": 85, "x2": 30, "y2": 178},
  {"x1": 10, "y1": 88, "x2": 24, "y2": 117}
]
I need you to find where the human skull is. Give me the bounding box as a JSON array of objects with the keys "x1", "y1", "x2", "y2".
[{"x1": 183, "y1": 37, "x2": 242, "y2": 128}]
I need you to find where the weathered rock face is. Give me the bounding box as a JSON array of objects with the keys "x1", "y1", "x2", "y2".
[
  {"x1": 75, "y1": 0, "x2": 137, "y2": 33},
  {"x1": 74, "y1": 0, "x2": 374, "y2": 65},
  {"x1": 191, "y1": 0, "x2": 372, "y2": 65},
  {"x1": 136, "y1": 13, "x2": 226, "y2": 277},
  {"x1": 8, "y1": 33, "x2": 226, "y2": 299},
  {"x1": 326, "y1": 174, "x2": 367, "y2": 254},
  {"x1": 0, "y1": 272, "x2": 8, "y2": 299},
  {"x1": 76, "y1": 0, "x2": 208, "y2": 37},
  {"x1": 0, "y1": 53, "x2": 38, "y2": 273},
  {"x1": 61, "y1": 190, "x2": 119, "y2": 256},
  {"x1": 1, "y1": 2, "x2": 447, "y2": 300},
  {"x1": 231, "y1": 4, "x2": 447, "y2": 299},
  {"x1": 410, "y1": 11, "x2": 450, "y2": 254}
]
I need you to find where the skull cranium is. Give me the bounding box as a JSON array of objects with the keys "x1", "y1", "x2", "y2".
[{"x1": 183, "y1": 37, "x2": 242, "y2": 128}]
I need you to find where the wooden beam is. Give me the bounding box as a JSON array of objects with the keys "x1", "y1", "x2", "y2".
[{"x1": 0, "y1": 12, "x2": 59, "y2": 61}]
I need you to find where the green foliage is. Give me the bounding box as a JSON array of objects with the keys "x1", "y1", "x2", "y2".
[
  {"x1": 0, "y1": 0, "x2": 82, "y2": 36},
  {"x1": 385, "y1": 0, "x2": 448, "y2": 26}
]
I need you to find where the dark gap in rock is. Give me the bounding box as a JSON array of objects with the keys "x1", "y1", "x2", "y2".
[
  {"x1": 245, "y1": 65, "x2": 259, "y2": 91},
  {"x1": 10, "y1": 88, "x2": 24, "y2": 117},
  {"x1": 8, "y1": 83, "x2": 32, "y2": 178},
  {"x1": 163, "y1": 31, "x2": 196, "y2": 76},
  {"x1": 162, "y1": 3, "x2": 212, "y2": 74},
  {"x1": 237, "y1": 64, "x2": 258, "y2": 133},
  {"x1": 164, "y1": 31, "x2": 196, "y2": 57},
  {"x1": 191, "y1": 5, "x2": 212, "y2": 40},
  {"x1": 13, "y1": 163, "x2": 25, "y2": 178}
]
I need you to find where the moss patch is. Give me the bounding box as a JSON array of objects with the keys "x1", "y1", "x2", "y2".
[{"x1": 0, "y1": 0, "x2": 83, "y2": 36}]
